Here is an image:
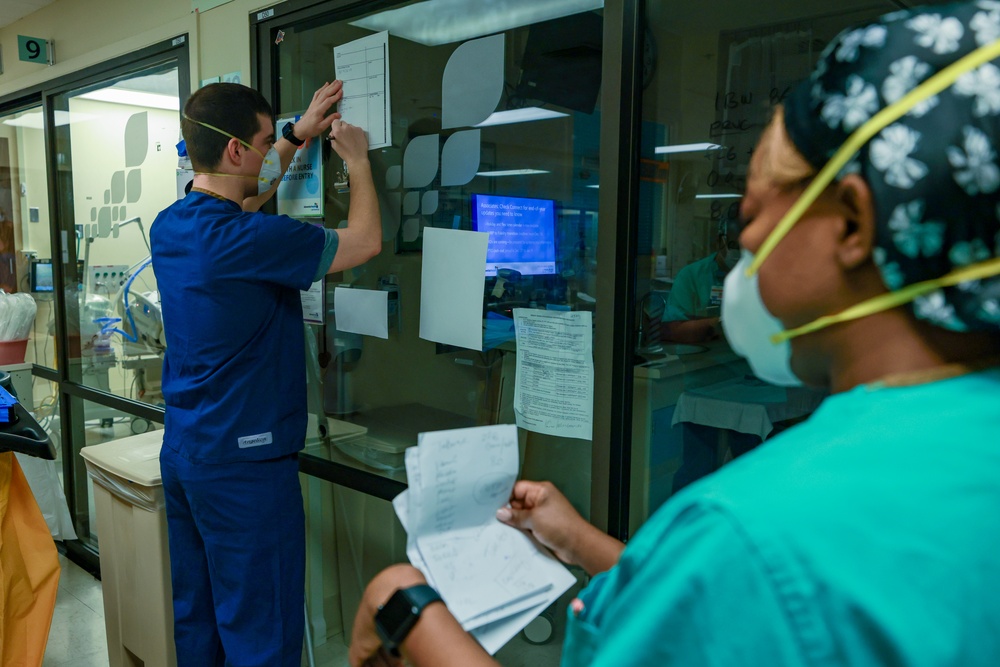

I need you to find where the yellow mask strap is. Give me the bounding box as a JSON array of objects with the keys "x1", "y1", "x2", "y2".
[
  {"x1": 773, "y1": 256, "x2": 1000, "y2": 343},
  {"x1": 183, "y1": 114, "x2": 265, "y2": 159},
  {"x1": 749, "y1": 36, "x2": 1000, "y2": 277}
]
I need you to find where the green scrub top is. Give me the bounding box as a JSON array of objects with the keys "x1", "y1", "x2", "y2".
[
  {"x1": 562, "y1": 367, "x2": 1000, "y2": 666},
  {"x1": 665, "y1": 253, "x2": 726, "y2": 321}
]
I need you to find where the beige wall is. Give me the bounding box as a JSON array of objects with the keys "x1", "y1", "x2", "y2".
[{"x1": 0, "y1": 0, "x2": 288, "y2": 100}]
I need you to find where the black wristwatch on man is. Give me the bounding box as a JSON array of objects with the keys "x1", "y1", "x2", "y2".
[
  {"x1": 282, "y1": 121, "x2": 305, "y2": 147},
  {"x1": 375, "y1": 584, "x2": 444, "y2": 656}
]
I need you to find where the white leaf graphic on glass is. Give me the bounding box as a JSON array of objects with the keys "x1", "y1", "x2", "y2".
[
  {"x1": 907, "y1": 14, "x2": 965, "y2": 54},
  {"x1": 835, "y1": 25, "x2": 888, "y2": 62},
  {"x1": 441, "y1": 34, "x2": 504, "y2": 130},
  {"x1": 971, "y1": 9, "x2": 1000, "y2": 45},
  {"x1": 955, "y1": 63, "x2": 1000, "y2": 117},
  {"x1": 882, "y1": 56, "x2": 939, "y2": 117},
  {"x1": 888, "y1": 199, "x2": 945, "y2": 258},
  {"x1": 976, "y1": 1, "x2": 1000, "y2": 14},
  {"x1": 947, "y1": 125, "x2": 1000, "y2": 195},
  {"x1": 820, "y1": 75, "x2": 879, "y2": 131},
  {"x1": 914, "y1": 290, "x2": 963, "y2": 330},
  {"x1": 871, "y1": 124, "x2": 929, "y2": 188},
  {"x1": 949, "y1": 239, "x2": 991, "y2": 266}
]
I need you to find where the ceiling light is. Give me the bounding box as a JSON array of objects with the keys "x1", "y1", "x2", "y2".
[
  {"x1": 654, "y1": 142, "x2": 723, "y2": 155},
  {"x1": 476, "y1": 169, "x2": 550, "y2": 177},
  {"x1": 475, "y1": 107, "x2": 569, "y2": 127},
  {"x1": 351, "y1": 0, "x2": 604, "y2": 46},
  {"x1": 586, "y1": 184, "x2": 599, "y2": 189},
  {"x1": 2, "y1": 110, "x2": 95, "y2": 129},
  {"x1": 695, "y1": 193, "x2": 742, "y2": 199},
  {"x1": 77, "y1": 88, "x2": 179, "y2": 111}
]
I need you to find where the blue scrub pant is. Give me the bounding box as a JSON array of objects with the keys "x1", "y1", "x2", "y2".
[{"x1": 160, "y1": 448, "x2": 305, "y2": 667}]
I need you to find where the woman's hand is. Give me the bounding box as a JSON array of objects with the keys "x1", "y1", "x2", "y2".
[
  {"x1": 496, "y1": 480, "x2": 624, "y2": 575},
  {"x1": 349, "y1": 564, "x2": 426, "y2": 667}
]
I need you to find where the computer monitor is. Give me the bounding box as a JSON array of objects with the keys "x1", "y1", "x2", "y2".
[
  {"x1": 470, "y1": 194, "x2": 557, "y2": 277},
  {"x1": 30, "y1": 259, "x2": 54, "y2": 293}
]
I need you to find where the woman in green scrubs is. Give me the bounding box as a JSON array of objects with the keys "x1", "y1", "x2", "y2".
[{"x1": 350, "y1": 3, "x2": 1000, "y2": 665}]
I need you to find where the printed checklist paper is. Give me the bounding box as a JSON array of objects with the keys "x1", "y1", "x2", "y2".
[{"x1": 392, "y1": 424, "x2": 575, "y2": 654}]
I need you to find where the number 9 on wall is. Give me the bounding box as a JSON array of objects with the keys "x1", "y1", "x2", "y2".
[{"x1": 17, "y1": 36, "x2": 53, "y2": 65}]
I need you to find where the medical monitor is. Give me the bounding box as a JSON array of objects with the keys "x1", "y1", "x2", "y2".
[
  {"x1": 470, "y1": 194, "x2": 557, "y2": 277},
  {"x1": 30, "y1": 259, "x2": 54, "y2": 293}
]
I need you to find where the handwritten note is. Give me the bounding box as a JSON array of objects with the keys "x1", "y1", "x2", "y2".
[
  {"x1": 513, "y1": 309, "x2": 594, "y2": 440},
  {"x1": 393, "y1": 424, "x2": 575, "y2": 652}
]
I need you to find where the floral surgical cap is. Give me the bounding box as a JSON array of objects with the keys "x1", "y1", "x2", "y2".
[{"x1": 783, "y1": 0, "x2": 1000, "y2": 332}]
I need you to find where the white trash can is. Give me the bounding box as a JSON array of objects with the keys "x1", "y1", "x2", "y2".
[{"x1": 81, "y1": 430, "x2": 176, "y2": 667}]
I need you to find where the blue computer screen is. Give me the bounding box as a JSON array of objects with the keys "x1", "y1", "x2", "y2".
[
  {"x1": 30, "y1": 260, "x2": 54, "y2": 292},
  {"x1": 470, "y1": 194, "x2": 557, "y2": 277}
]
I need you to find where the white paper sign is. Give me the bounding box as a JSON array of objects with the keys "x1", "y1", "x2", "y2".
[
  {"x1": 334, "y1": 31, "x2": 392, "y2": 149},
  {"x1": 333, "y1": 286, "x2": 388, "y2": 338},
  {"x1": 300, "y1": 280, "x2": 324, "y2": 325},
  {"x1": 419, "y1": 227, "x2": 488, "y2": 351},
  {"x1": 513, "y1": 309, "x2": 594, "y2": 440}
]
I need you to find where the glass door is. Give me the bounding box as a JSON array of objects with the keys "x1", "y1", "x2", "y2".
[{"x1": 51, "y1": 60, "x2": 180, "y2": 551}]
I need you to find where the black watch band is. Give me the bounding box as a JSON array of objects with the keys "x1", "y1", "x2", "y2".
[
  {"x1": 282, "y1": 121, "x2": 305, "y2": 146},
  {"x1": 375, "y1": 584, "x2": 443, "y2": 656}
]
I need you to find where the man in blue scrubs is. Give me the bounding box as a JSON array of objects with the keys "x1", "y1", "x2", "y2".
[{"x1": 150, "y1": 81, "x2": 380, "y2": 666}]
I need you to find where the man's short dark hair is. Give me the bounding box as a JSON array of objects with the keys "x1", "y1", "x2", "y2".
[{"x1": 182, "y1": 83, "x2": 273, "y2": 172}]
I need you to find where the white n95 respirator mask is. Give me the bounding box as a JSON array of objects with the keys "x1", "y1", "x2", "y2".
[{"x1": 721, "y1": 250, "x2": 802, "y2": 387}]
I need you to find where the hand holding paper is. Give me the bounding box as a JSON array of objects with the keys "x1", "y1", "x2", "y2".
[{"x1": 393, "y1": 424, "x2": 575, "y2": 654}]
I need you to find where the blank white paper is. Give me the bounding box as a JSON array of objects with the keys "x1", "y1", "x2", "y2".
[
  {"x1": 419, "y1": 227, "x2": 488, "y2": 351},
  {"x1": 333, "y1": 287, "x2": 388, "y2": 339}
]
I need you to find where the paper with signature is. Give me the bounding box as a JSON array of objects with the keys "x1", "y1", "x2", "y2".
[{"x1": 392, "y1": 424, "x2": 575, "y2": 652}]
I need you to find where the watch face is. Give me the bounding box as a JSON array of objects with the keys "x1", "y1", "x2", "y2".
[{"x1": 375, "y1": 590, "x2": 419, "y2": 648}]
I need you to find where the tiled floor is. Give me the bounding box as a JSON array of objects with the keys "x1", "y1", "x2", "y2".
[{"x1": 44, "y1": 554, "x2": 109, "y2": 667}]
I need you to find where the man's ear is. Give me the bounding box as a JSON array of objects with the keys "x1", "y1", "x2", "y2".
[
  {"x1": 224, "y1": 137, "x2": 244, "y2": 166},
  {"x1": 834, "y1": 173, "x2": 876, "y2": 271}
]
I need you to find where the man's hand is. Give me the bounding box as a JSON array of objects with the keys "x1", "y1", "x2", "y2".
[
  {"x1": 349, "y1": 564, "x2": 426, "y2": 667},
  {"x1": 293, "y1": 80, "x2": 344, "y2": 141},
  {"x1": 329, "y1": 119, "x2": 371, "y2": 169},
  {"x1": 497, "y1": 480, "x2": 625, "y2": 576}
]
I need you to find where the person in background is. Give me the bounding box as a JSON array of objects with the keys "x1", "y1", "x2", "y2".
[
  {"x1": 661, "y1": 218, "x2": 741, "y2": 344},
  {"x1": 150, "y1": 81, "x2": 380, "y2": 667},
  {"x1": 0, "y1": 210, "x2": 16, "y2": 293},
  {"x1": 349, "y1": 3, "x2": 1000, "y2": 665}
]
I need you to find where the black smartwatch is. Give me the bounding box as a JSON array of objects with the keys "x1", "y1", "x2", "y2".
[
  {"x1": 282, "y1": 121, "x2": 305, "y2": 146},
  {"x1": 374, "y1": 584, "x2": 443, "y2": 656}
]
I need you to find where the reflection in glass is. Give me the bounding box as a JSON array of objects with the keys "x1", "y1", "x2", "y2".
[{"x1": 629, "y1": 1, "x2": 884, "y2": 534}]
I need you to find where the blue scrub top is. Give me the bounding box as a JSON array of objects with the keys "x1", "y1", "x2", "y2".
[
  {"x1": 563, "y1": 367, "x2": 1000, "y2": 666},
  {"x1": 150, "y1": 191, "x2": 328, "y2": 463}
]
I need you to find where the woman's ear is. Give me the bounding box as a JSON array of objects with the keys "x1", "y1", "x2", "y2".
[{"x1": 834, "y1": 173, "x2": 877, "y2": 271}]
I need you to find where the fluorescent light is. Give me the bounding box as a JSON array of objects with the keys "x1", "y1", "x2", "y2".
[
  {"x1": 351, "y1": 0, "x2": 604, "y2": 46},
  {"x1": 476, "y1": 169, "x2": 550, "y2": 177},
  {"x1": 475, "y1": 107, "x2": 569, "y2": 127},
  {"x1": 77, "y1": 88, "x2": 179, "y2": 111},
  {"x1": 2, "y1": 110, "x2": 96, "y2": 128},
  {"x1": 586, "y1": 184, "x2": 599, "y2": 189},
  {"x1": 695, "y1": 194, "x2": 742, "y2": 199},
  {"x1": 654, "y1": 142, "x2": 723, "y2": 155}
]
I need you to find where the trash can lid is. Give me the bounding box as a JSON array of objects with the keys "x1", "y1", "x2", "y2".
[{"x1": 80, "y1": 430, "x2": 164, "y2": 486}]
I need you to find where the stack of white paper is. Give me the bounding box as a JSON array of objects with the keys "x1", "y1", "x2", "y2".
[{"x1": 392, "y1": 424, "x2": 576, "y2": 654}]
